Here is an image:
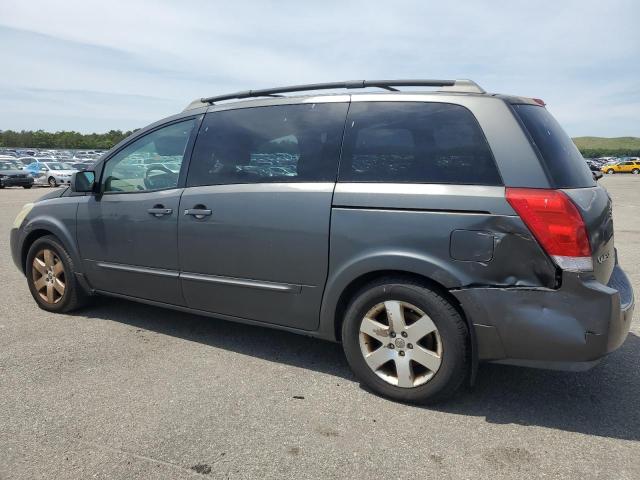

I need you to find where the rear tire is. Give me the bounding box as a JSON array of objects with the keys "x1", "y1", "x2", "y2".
[
  {"x1": 632, "y1": 169, "x2": 639, "y2": 175},
  {"x1": 342, "y1": 278, "x2": 469, "y2": 404},
  {"x1": 23, "y1": 185, "x2": 33, "y2": 189},
  {"x1": 48, "y1": 176, "x2": 57, "y2": 187},
  {"x1": 26, "y1": 235, "x2": 89, "y2": 313}
]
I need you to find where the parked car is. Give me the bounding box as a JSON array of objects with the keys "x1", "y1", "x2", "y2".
[
  {"x1": 0, "y1": 161, "x2": 34, "y2": 189},
  {"x1": 23, "y1": 161, "x2": 78, "y2": 187},
  {"x1": 601, "y1": 160, "x2": 640, "y2": 174},
  {"x1": 9, "y1": 79, "x2": 634, "y2": 404}
]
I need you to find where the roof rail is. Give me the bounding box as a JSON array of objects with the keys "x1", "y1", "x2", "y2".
[{"x1": 197, "y1": 79, "x2": 484, "y2": 105}]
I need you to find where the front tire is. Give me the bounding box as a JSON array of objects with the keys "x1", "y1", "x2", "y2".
[
  {"x1": 607, "y1": 169, "x2": 615, "y2": 174},
  {"x1": 23, "y1": 185, "x2": 33, "y2": 189},
  {"x1": 48, "y1": 176, "x2": 57, "y2": 187},
  {"x1": 26, "y1": 235, "x2": 88, "y2": 313},
  {"x1": 342, "y1": 278, "x2": 468, "y2": 404}
]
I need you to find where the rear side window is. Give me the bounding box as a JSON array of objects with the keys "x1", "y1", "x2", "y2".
[
  {"x1": 339, "y1": 102, "x2": 501, "y2": 185},
  {"x1": 187, "y1": 103, "x2": 348, "y2": 186},
  {"x1": 512, "y1": 104, "x2": 595, "y2": 188}
]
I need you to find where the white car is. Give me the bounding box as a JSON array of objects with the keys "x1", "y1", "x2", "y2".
[{"x1": 24, "y1": 161, "x2": 78, "y2": 187}]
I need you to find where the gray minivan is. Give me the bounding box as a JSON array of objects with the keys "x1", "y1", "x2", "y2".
[{"x1": 10, "y1": 79, "x2": 634, "y2": 403}]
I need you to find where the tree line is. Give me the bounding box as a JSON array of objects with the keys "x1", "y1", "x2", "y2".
[
  {"x1": 1, "y1": 129, "x2": 639, "y2": 157},
  {"x1": 0, "y1": 130, "x2": 135, "y2": 150},
  {"x1": 578, "y1": 148, "x2": 640, "y2": 158}
]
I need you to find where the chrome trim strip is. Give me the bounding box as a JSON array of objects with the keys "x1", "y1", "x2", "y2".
[
  {"x1": 96, "y1": 262, "x2": 179, "y2": 278},
  {"x1": 180, "y1": 272, "x2": 301, "y2": 293},
  {"x1": 96, "y1": 262, "x2": 302, "y2": 293}
]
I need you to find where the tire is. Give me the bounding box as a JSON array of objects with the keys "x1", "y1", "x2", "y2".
[
  {"x1": 632, "y1": 169, "x2": 639, "y2": 175},
  {"x1": 23, "y1": 185, "x2": 33, "y2": 189},
  {"x1": 342, "y1": 278, "x2": 468, "y2": 404},
  {"x1": 25, "y1": 235, "x2": 89, "y2": 313},
  {"x1": 48, "y1": 176, "x2": 57, "y2": 187},
  {"x1": 0, "y1": 183, "x2": 4, "y2": 189},
  {"x1": 607, "y1": 169, "x2": 615, "y2": 174}
]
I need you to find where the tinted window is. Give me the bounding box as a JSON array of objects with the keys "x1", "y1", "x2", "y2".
[
  {"x1": 339, "y1": 102, "x2": 501, "y2": 185},
  {"x1": 187, "y1": 103, "x2": 348, "y2": 186},
  {"x1": 102, "y1": 119, "x2": 195, "y2": 193},
  {"x1": 512, "y1": 104, "x2": 595, "y2": 188}
]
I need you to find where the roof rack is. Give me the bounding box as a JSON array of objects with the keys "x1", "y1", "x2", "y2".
[{"x1": 197, "y1": 79, "x2": 484, "y2": 105}]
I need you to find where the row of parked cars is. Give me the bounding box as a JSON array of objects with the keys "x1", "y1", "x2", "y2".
[
  {"x1": 0, "y1": 149, "x2": 103, "y2": 189},
  {"x1": 585, "y1": 156, "x2": 640, "y2": 175}
]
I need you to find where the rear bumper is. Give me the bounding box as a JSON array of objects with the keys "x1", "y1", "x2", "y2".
[{"x1": 452, "y1": 264, "x2": 634, "y2": 371}]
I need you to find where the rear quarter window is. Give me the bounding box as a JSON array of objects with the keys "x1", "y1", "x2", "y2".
[
  {"x1": 339, "y1": 102, "x2": 502, "y2": 185},
  {"x1": 512, "y1": 104, "x2": 595, "y2": 188}
]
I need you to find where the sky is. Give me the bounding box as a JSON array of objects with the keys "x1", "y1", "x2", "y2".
[{"x1": 0, "y1": 0, "x2": 638, "y2": 137}]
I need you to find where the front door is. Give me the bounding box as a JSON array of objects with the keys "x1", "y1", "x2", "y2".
[
  {"x1": 178, "y1": 102, "x2": 348, "y2": 330},
  {"x1": 77, "y1": 118, "x2": 197, "y2": 304}
]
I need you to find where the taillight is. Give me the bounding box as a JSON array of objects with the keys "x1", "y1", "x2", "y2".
[{"x1": 506, "y1": 188, "x2": 593, "y2": 272}]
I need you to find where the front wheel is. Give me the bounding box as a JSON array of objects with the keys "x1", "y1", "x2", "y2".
[
  {"x1": 26, "y1": 235, "x2": 88, "y2": 313},
  {"x1": 48, "y1": 176, "x2": 57, "y2": 187},
  {"x1": 607, "y1": 169, "x2": 615, "y2": 174},
  {"x1": 342, "y1": 278, "x2": 469, "y2": 404},
  {"x1": 632, "y1": 169, "x2": 639, "y2": 175},
  {"x1": 23, "y1": 185, "x2": 33, "y2": 189}
]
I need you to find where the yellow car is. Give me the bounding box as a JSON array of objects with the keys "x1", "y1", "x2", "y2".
[{"x1": 601, "y1": 160, "x2": 640, "y2": 175}]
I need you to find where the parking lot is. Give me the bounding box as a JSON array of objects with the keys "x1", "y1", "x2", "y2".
[{"x1": 0, "y1": 176, "x2": 638, "y2": 480}]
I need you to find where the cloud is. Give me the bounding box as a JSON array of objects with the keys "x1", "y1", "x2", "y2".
[{"x1": 0, "y1": 0, "x2": 638, "y2": 135}]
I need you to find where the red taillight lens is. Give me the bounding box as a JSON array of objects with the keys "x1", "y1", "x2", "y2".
[{"x1": 506, "y1": 188, "x2": 592, "y2": 271}]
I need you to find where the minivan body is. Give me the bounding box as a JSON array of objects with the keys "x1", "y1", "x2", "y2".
[{"x1": 10, "y1": 81, "x2": 634, "y2": 402}]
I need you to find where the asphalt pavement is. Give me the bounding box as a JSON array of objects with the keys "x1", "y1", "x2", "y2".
[{"x1": 1, "y1": 176, "x2": 639, "y2": 479}]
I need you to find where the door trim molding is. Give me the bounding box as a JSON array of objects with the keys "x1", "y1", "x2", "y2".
[
  {"x1": 95, "y1": 261, "x2": 301, "y2": 293},
  {"x1": 96, "y1": 262, "x2": 180, "y2": 278},
  {"x1": 181, "y1": 272, "x2": 302, "y2": 293}
]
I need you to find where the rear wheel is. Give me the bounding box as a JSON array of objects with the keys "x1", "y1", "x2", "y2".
[
  {"x1": 632, "y1": 169, "x2": 639, "y2": 175},
  {"x1": 48, "y1": 176, "x2": 57, "y2": 187},
  {"x1": 23, "y1": 185, "x2": 33, "y2": 189},
  {"x1": 342, "y1": 278, "x2": 468, "y2": 404},
  {"x1": 26, "y1": 235, "x2": 88, "y2": 313}
]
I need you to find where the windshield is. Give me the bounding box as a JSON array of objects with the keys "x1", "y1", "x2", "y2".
[{"x1": 45, "y1": 162, "x2": 73, "y2": 170}]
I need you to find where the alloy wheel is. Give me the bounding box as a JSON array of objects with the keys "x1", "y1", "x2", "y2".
[
  {"x1": 32, "y1": 248, "x2": 66, "y2": 304},
  {"x1": 359, "y1": 300, "x2": 442, "y2": 388}
]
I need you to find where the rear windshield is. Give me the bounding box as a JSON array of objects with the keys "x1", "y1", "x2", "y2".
[{"x1": 512, "y1": 104, "x2": 595, "y2": 188}]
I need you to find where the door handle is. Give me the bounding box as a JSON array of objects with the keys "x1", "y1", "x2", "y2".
[
  {"x1": 147, "y1": 206, "x2": 173, "y2": 217},
  {"x1": 184, "y1": 207, "x2": 212, "y2": 219}
]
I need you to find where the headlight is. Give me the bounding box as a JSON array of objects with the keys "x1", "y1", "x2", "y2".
[{"x1": 13, "y1": 203, "x2": 34, "y2": 229}]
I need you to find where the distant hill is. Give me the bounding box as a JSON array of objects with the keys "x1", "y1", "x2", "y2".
[{"x1": 573, "y1": 137, "x2": 640, "y2": 157}]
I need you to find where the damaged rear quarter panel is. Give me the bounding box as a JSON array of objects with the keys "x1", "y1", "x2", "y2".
[{"x1": 326, "y1": 208, "x2": 556, "y2": 292}]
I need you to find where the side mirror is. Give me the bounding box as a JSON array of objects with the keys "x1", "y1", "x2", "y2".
[
  {"x1": 593, "y1": 171, "x2": 603, "y2": 181},
  {"x1": 71, "y1": 171, "x2": 96, "y2": 192}
]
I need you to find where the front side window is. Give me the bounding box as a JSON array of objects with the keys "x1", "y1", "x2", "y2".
[
  {"x1": 339, "y1": 102, "x2": 501, "y2": 185},
  {"x1": 102, "y1": 119, "x2": 195, "y2": 193},
  {"x1": 186, "y1": 103, "x2": 348, "y2": 187}
]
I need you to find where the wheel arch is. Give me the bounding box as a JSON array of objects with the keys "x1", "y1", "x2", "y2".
[
  {"x1": 20, "y1": 218, "x2": 81, "y2": 275},
  {"x1": 329, "y1": 270, "x2": 469, "y2": 343},
  {"x1": 318, "y1": 257, "x2": 479, "y2": 385}
]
